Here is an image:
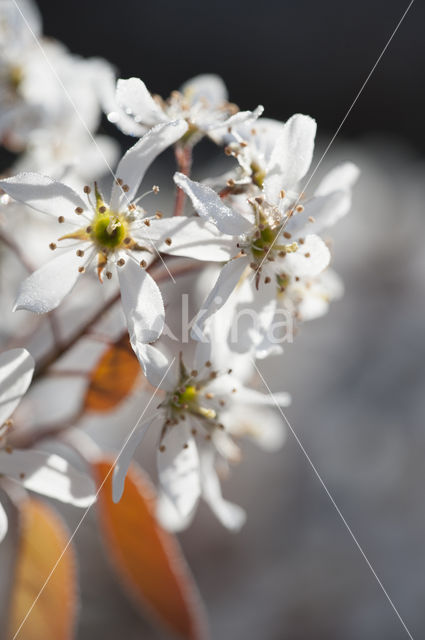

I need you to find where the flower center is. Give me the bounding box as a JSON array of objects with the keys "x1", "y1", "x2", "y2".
[
  {"x1": 251, "y1": 223, "x2": 278, "y2": 259},
  {"x1": 250, "y1": 162, "x2": 265, "y2": 188},
  {"x1": 91, "y1": 212, "x2": 127, "y2": 250}
]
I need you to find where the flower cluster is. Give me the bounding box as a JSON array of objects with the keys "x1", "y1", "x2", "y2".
[{"x1": 0, "y1": 0, "x2": 358, "y2": 536}]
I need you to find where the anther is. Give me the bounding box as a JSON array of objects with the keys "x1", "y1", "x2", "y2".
[
  {"x1": 183, "y1": 443, "x2": 189, "y2": 449},
  {"x1": 117, "y1": 258, "x2": 125, "y2": 267},
  {"x1": 122, "y1": 184, "x2": 129, "y2": 192},
  {"x1": 49, "y1": 242, "x2": 56, "y2": 250},
  {"x1": 58, "y1": 216, "x2": 65, "y2": 223},
  {"x1": 298, "y1": 238, "x2": 305, "y2": 244},
  {"x1": 75, "y1": 207, "x2": 83, "y2": 214},
  {"x1": 227, "y1": 178, "x2": 235, "y2": 187},
  {"x1": 190, "y1": 370, "x2": 198, "y2": 377},
  {"x1": 205, "y1": 392, "x2": 214, "y2": 399},
  {"x1": 205, "y1": 360, "x2": 212, "y2": 367},
  {"x1": 78, "y1": 266, "x2": 85, "y2": 273},
  {"x1": 124, "y1": 237, "x2": 131, "y2": 244},
  {"x1": 304, "y1": 252, "x2": 311, "y2": 258},
  {"x1": 144, "y1": 219, "x2": 151, "y2": 226},
  {"x1": 278, "y1": 251, "x2": 286, "y2": 258},
  {"x1": 76, "y1": 249, "x2": 84, "y2": 257},
  {"x1": 106, "y1": 271, "x2": 113, "y2": 279},
  {"x1": 159, "y1": 445, "x2": 166, "y2": 452},
  {"x1": 155, "y1": 211, "x2": 163, "y2": 219},
  {"x1": 283, "y1": 231, "x2": 292, "y2": 239},
  {"x1": 219, "y1": 400, "x2": 226, "y2": 407},
  {"x1": 83, "y1": 185, "x2": 91, "y2": 194},
  {"x1": 308, "y1": 216, "x2": 316, "y2": 223},
  {"x1": 140, "y1": 259, "x2": 147, "y2": 268},
  {"x1": 296, "y1": 205, "x2": 304, "y2": 212},
  {"x1": 228, "y1": 368, "x2": 233, "y2": 374},
  {"x1": 280, "y1": 189, "x2": 286, "y2": 199},
  {"x1": 165, "y1": 237, "x2": 172, "y2": 246},
  {"x1": 191, "y1": 428, "x2": 197, "y2": 435},
  {"x1": 264, "y1": 276, "x2": 271, "y2": 284},
  {"x1": 152, "y1": 185, "x2": 160, "y2": 194},
  {"x1": 86, "y1": 225, "x2": 92, "y2": 233},
  {"x1": 99, "y1": 205, "x2": 107, "y2": 214}
]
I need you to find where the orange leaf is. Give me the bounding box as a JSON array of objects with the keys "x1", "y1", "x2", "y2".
[
  {"x1": 92, "y1": 458, "x2": 208, "y2": 640},
  {"x1": 8, "y1": 498, "x2": 77, "y2": 640},
  {"x1": 84, "y1": 334, "x2": 143, "y2": 412}
]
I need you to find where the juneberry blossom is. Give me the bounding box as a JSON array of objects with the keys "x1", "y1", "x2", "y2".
[
  {"x1": 113, "y1": 340, "x2": 290, "y2": 531},
  {"x1": 109, "y1": 74, "x2": 263, "y2": 146},
  {"x1": 173, "y1": 114, "x2": 359, "y2": 346},
  {"x1": 0, "y1": 347, "x2": 95, "y2": 543},
  {"x1": 0, "y1": 120, "x2": 196, "y2": 350}
]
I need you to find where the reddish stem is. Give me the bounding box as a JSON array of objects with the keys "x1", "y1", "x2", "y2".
[{"x1": 173, "y1": 144, "x2": 192, "y2": 216}]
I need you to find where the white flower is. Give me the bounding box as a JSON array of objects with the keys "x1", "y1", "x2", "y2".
[
  {"x1": 108, "y1": 74, "x2": 263, "y2": 145},
  {"x1": 112, "y1": 341, "x2": 290, "y2": 531},
  {"x1": 0, "y1": 347, "x2": 95, "y2": 543},
  {"x1": 173, "y1": 114, "x2": 359, "y2": 343},
  {"x1": 0, "y1": 120, "x2": 189, "y2": 350}
]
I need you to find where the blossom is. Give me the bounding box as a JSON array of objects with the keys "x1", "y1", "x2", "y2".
[
  {"x1": 173, "y1": 114, "x2": 359, "y2": 346},
  {"x1": 112, "y1": 341, "x2": 290, "y2": 531},
  {"x1": 0, "y1": 120, "x2": 189, "y2": 350},
  {"x1": 0, "y1": 347, "x2": 95, "y2": 543},
  {"x1": 108, "y1": 74, "x2": 263, "y2": 145}
]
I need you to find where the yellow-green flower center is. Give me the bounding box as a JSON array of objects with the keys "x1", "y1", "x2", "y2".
[
  {"x1": 92, "y1": 212, "x2": 127, "y2": 250},
  {"x1": 176, "y1": 384, "x2": 198, "y2": 409},
  {"x1": 251, "y1": 224, "x2": 278, "y2": 259}
]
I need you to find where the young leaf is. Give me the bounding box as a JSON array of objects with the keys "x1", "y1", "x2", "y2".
[
  {"x1": 84, "y1": 334, "x2": 144, "y2": 412},
  {"x1": 7, "y1": 498, "x2": 77, "y2": 640},
  {"x1": 92, "y1": 458, "x2": 208, "y2": 640}
]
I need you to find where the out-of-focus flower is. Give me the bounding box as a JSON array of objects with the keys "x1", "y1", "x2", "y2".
[
  {"x1": 113, "y1": 340, "x2": 290, "y2": 531},
  {"x1": 108, "y1": 74, "x2": 263, "y2": 146},
  {"x1": 0, "y1": 347, "x2": 96, "y2": 542},
  {"x1": 0, "y1": 120, "x2": 189, "y2": 350}
]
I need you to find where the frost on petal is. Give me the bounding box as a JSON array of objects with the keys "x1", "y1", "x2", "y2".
[
  {"x1": 191, "y1": 257, "x2": 248, "y2": 341},
  {"x1": 264, "y1": 114, "x2": 316, "y2": 203},
  {"x1": 113, "y1": 415, "x2": 159, "y2": 503},
  {"x1": 0, "y1": 348, "x2": 34, "y2": 427},
  {"x1": 315, "y1": 162, "x2": 360, "y2": 196},
  {"x1": 116, "y1": 77, "x2": 167, "y2": 126},
  {"x1": 110, "y1": 120, "x2": 188, "y2": 211},
  {"x1": 180, "y1": 74, "x2": 228, "y2": 108},
  {"x1": 0, "y1": 451, "x2": 95, "y2": 507},
  {"x1": 283, "y1": 234, "x2": 330, "y2": 278},
  {"x1": 0, "y1": 501, "x2": 8, "y2": 543},
  {"x1": 157, "y1": 421, "x2": 201, "y2": 520},
  {"x1": 174, "y1": 174, "x2": 251, "y2": 236},
  {"x1": 200, "y1": 449, "x2": 246, "y2": 531},
  {"x1": 118, "y1": 259, "x2": 164, "y2": 344},
  {"x1": 142, "y1": 216, "x2": 234, "y2": 262},
  {"x1": 14, "y1": 249, "x2": 85, "y2": 313},
  {"x1": 0, "y1": 173, "x2": 87, "y2": 223}
]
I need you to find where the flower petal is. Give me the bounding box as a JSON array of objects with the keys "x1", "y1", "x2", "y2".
[
  {"x1": 282, "y1": 234, "x2": 330, "y2": 278},
  {"x1": 156, "y1": 491, "x2": 196, "y2": 532},
  {"x1": 200, "y1": 449, "x2": 246, "y2": 531},
  {"x1": 0, "y1": 501, "x2": 8, "y2": 543},
  {"x1": 180, "y1": 74, "x2": 228, "y2": 107},
  {"x1": 133, "y1": 344, "x2": 178, "y2": 391},
  {"x1": 174, "y1": 173, "x2": 251, "y2": 236},
  {"x1": 116, "y1": 77, "x2": 167, "y2": 126},
  {"x1": 315, "y1": 162, "x2": 360, "y2": 196},
  {"x1": 140, "y1": 216, "x2": 234, "y2": 261},
  {"x1": 14, "y1": 249, "x2": 84, "y2": 313},
  {"x1": 0, "y1": 173, "x2": 87, "y2": 222},
  {"x1": 110, "y1": 120, "x2": 188, "y2": 211},
  {"x1": 0, "y1": 348, "x2": 34, "y2": 427},
  {"x1": 112, "y1": 415, "x2": 159, "y2": 503},
  {"x1": 118, "y1": 258, "x2": 164, "y2": 344},
  {"x1": 157, "y1": 420, "x2": 201, "y2": 520},
  {"x1": 0, "y1": 450, "x2": 95, "y2": 507},
  {"x1": 264, "y1": 114, "x2": 316, "y2": 203},
  {"x1": 191, "y1": 257, "x2": 248, "y2": 341}
]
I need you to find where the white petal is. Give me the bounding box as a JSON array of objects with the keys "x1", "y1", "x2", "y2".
[
  {"x1": 140, "y1": 216, "x2": 234, "y2": 261},
  {"x1": 315, "y1": 162, "x2": 360, "y2": 196},
  {"x1": 0, "y1": 501, "x2": 7, "y2": 543},
  {"x1": 0, "y1": 173, "x2": 87, "y2": 223},
  {"x1": 118, "y1": 258, "x2": 164, "y2": 344},
  {"x1": 191, "y1": 257, "x2": 248, "y2": 340},
  {"x1": 14, "y1": 249, "x2": 84, "y2": 313},
  {"x1": 174, "y1": 174, "x2": 251, "y2": 236},
  {"x1": 180, "y1": 74, "x2": 228, "y2": 107},
  {"x1": 0, "y1": 348, "x2": 34, "y2": 426},
  {"x1": 264, "y1": 114, "x2": 316, "y2": 203},
  {"x1": 226, "y1": 404, "x2": 286, "y2": 451},
  {"x1": 200, "y1": 449, "x2": 246, "y2": 531},
  {"x1": 116, "y1": 77, "x2": 167, "y2": 126},
  {"x1": 133, "y1": 344, "x2": 178, "y2": 391},
  {"x1": 157, "y1": 421, "x2": 201, "y2": 520},
  {"x1": 207, "y1": 105, "x2": 264, "y2": 132},
  {"x1": 235, "y1": 385, "x2": 291, "y2": 408},
  {"x1": 113, "y1": 415, "x2": 159, "y2": 503},
  {"x1": 0, "y1": 450, "x2": 95, "y2": 507},
  {"x1": 110, "y1": 120, "x2": 188, "y2": 211},
  {"x1": 156, "y1": 491, "x2": 196, "y2": 532},
  {"x1": 286, "y1": 191, "x2": 351, "y2": 236},
  {"x1": 283, "y1": 235, "x2": 330, "y2": 278}
]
